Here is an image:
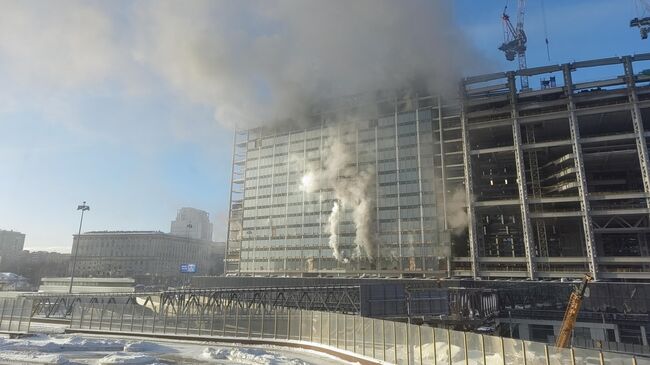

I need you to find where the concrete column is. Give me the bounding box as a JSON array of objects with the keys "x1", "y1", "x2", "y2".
[{"x1": 518, "y1": 323, "x2": 530, "y2": 340}]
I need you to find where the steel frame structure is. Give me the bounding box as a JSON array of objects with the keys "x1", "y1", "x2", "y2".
[
  {"x1": 459, "y1": 53, "x2": 650, "y2": 280},
  {"x1": 23, "y1": 285, "x2": 361, "y2": 318}
]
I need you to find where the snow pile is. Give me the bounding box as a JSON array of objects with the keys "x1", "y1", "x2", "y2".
[
  {"x1": 97, "y1": 352, "x2": 163, "y2": 365},
  {"x1": 201, "y1": 347, "x2": 229, "y2": 360},
  {"x1": 0, "y1": 350, "x2": 71, "y2": 364},
  {"x1": 201, "y1": 347, "x2": 312, "y2": 365},
  {"x1": 123, "y1": 341, "x2": 174, "y2": 353},
  {"x1": 0, "y1": 335, "x2": 125, "y2": 352}
]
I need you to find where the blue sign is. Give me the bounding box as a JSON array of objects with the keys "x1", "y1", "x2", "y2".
[{"x1": 180, "y1": 263, "x2": 197, "y2": 273}]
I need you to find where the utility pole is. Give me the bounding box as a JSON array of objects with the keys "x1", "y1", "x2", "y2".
[{"x1": 68, "y1": 201, "x2": 90, "y2": 294}]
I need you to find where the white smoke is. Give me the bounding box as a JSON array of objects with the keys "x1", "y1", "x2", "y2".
[
  {"x1": 447, "y1": 188, "x2": 469, "y2": 235},
  {"x1": 299, "y1": 171, "x2": 317, "y2": 193},
  {"x1": 304, "y1": 136, "x2": 377, "y2": 263},
  {"x1": 328, "y1": 201, "x2": 342, "y2": 261}
]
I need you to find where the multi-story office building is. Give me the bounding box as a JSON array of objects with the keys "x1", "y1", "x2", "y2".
[
  {"x1": 0, "y1": 229, "x2": 25, "y2": 267},
  {"x1": 71, "y1": 231, "x2": 224, "y2": 283},
  {"x1": 227, "y1": 53, "x2": 650, "y2": 280},
  {"x1": 170, "y1": 207, "x2": 214, "y2": 241}
]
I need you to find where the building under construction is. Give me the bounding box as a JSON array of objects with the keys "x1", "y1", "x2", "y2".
[{"x1": 226, "y1": 53, "x2": 650, "y2": 281}]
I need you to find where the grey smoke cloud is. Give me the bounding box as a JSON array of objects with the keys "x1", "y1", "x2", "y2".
[
  {"x1": 133, "y1": 0, "x2": 484, "y2": 128},
  {"x1": 0, "y1": 1, "x2": 485, "y2": 130}
]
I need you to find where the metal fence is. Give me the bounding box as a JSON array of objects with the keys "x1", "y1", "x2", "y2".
[
  {"x1": 0, "y1": 298, "x2": 32, "y2": 333},
  {"x1": 70, "y1": 302, "x2": 650, "y2": 365},
  {"x1": 572, "y1": 336, "x2": 650, "y2": 357}
]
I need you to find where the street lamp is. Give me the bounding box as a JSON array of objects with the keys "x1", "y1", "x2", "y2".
[{"x1": 68, "y1": 201, "x2": 90, "y2": 294}]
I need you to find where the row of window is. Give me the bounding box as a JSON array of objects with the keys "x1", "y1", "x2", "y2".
[
  {"x1": 246, "y1": 116, "x2": 435, "y2": 153},
  {"x1": 248, "y1": 142, "x2": 428, "y2": 166}
]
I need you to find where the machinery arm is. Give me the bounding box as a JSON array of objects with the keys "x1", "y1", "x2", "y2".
[{"x1": 555, "y1": 274, "x2": 593, "y2": 348}]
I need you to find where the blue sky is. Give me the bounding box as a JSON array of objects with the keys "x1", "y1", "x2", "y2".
[{"x1": 0, "y1": 0, "x2": 647, "y2": 252}]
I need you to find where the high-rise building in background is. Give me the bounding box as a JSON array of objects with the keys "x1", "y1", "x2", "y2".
[
  {"x1": 226, "y1": 54, "x2": 650, "y2": 281},
  {"x1": 170, "y1": 207, "x2": 214, "y2": 241},
  {"x1": 0, "y1": 229, "x2": 25, "y2": 266}
]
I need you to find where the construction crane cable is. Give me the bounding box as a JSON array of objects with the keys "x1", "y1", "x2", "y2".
[{"x1": 541, "y1": 0, "x2": 550, "y2": 61}]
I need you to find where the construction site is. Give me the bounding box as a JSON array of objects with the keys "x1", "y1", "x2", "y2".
[
  {"x1": 219, "y1": 1, "x2": 650, "y2": 356},
  {"x1": 225, "y1": 53, "x2": 650, "y2": 281}
]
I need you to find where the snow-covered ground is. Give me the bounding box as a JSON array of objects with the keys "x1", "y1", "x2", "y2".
[{"x1": 0, "y1": 333, "x2": 356, "y2": 365}]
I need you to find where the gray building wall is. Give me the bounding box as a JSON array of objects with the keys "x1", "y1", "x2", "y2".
[
  {"x1": 71, "y1": 231, "x2": 223, "y2": 283},
  {"x1": 170, "y1": 207, "x2": 214, "y2": 241},
  {"x1": 0, "y1": 229, "x2": 25, "y2": 267}
]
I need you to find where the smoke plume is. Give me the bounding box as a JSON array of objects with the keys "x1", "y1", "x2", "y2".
[
  {"x1": 447, "y1": 188, "x2": 469, "y2": 235},
  {"x1": 328, "y1": 201, "x2": 342, "y2": 261},
  {"x1": 133, "y1": 0, "x2": 485, "y2": 128}
]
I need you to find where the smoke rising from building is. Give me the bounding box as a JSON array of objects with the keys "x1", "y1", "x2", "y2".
[
  {"x1": 298, "y1": 132, "x2": 377, "y2": 263},
  {"x1": 447, "y1": 188, "x2": 469, "y2": 235},
  {"x1": 328, "y1": 201, "x2": 342, "y2": 261},
  {"x1": 133, "y1": 0, "x2": 485, "y2": 128}
]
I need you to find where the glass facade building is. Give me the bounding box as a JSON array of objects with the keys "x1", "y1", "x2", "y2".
[{"x1": 227, "y1": 93, "x2": 460, "y2": 276}]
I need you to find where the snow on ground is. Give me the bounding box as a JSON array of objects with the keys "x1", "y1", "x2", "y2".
[
  {"x1": 0, "y1": 351, "x2": 71, "y2": 365},
  {"x1": 0, "y1": 334, "x2": 124, "y2": 352},
  {"x1": 0, "y1": 333, "x2": 355, "y2": 365},
  {"x1": 200, "y1": 347, "x2": 311, "y2": 365},
  {"x1": 97, "y1": 353, "x2": 163, "y2": 365}
]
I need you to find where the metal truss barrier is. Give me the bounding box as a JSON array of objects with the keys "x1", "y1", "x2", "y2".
[
  {"x1": 69, "y1": 300, "x2": 650, "y2": 365},
  {"x1": 23, "y1": 285, "x2": 361, "y2": 318}
]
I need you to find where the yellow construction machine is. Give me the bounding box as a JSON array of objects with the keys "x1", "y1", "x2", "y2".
[{"x1": 555, "y1": 274, "x2": 593, "y2": 348}]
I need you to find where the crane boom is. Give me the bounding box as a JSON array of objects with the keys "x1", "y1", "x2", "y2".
[
  {"x1": 555, "y1": 274, "x2": 593, "y2": 348},
  {"x1": 631, "y1": 0, "x2": 650, "y2": 39},
  {"x1": 498, "y1": 0, "x2": 529, "y2": 90}
]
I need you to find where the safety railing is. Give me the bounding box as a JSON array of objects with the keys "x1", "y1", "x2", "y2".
[
  {"x1": 69, "y1": 302, "x2": 650, "y2": 365},
  {"x1": 0, "y1": 298, "x2": 32, "y2": 333}
]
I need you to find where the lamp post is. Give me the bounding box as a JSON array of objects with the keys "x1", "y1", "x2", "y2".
[
  {"x1": 68, "y1": 201, "x2": 90, "y2": 294},
  {"x1": 185, "y1": 223, "x2": 192, "y2": 287}
]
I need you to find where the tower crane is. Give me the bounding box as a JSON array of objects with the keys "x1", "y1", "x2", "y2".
[
  {"x1": 499, "y1": 0, "x2": 529, "y2": 90},
  {"x1": 555, "y1": 274, "x2": 593, "y2": 348},
  {"x1": 631, "y1": 0, "x2": 650, "y2": 39}
]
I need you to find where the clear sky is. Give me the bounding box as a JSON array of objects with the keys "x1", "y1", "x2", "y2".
[{"x1": 0, "y1": 0, "x2": 648, "y2": 253}]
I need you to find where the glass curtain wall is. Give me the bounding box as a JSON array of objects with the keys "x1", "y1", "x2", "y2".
[{"x1": 238, "y1": 98, "x2": 449, "y2": 275}]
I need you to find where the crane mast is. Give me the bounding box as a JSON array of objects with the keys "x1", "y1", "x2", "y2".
[{"x1": 499, "y1": 0, "x2": 529, "y2": 90}]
